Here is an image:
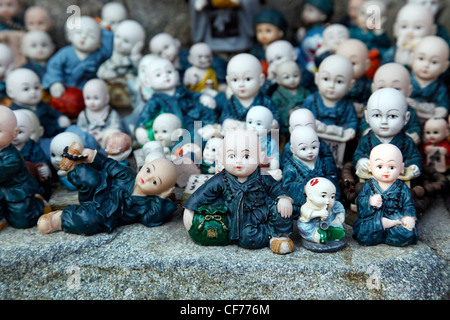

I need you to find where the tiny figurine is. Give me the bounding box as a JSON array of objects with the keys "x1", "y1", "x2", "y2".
[
  {"x1": 297, "y1": 26, "x2": 323, "y2": 74},
  {"x1": 183, "y1": 129, "x2": 294, "y2": 254},
  {"x1": 134, "y1": 58, "x2": 216, "y2": 146},
  {"x1": 295, "y1": 0, "x2": 333, "y2": 42},
  {"x1": 72, "y1": 78, "x2": 123, "y2": 149},
  {"x1": 381, "y1": 3, "x2": 436, "y2": 67},
  {"x1": 336, "y1": 39, "x2": 372, "y2": 109},
  {"x1": 354, "y1": 88, "x2": 423, "y2": 183},
  {"x1": 271, "y1": 60, "x2": 311, "y2": 137},
  {"x1": 423, "y1": 117, "x2": 450, "y2": 173},
  {"x1": 315, "y1": 23, "x2": 350, "y2": 67},
  {"x1": 98, "y1": 1, "x2": 128, "y2": 32},
  {"x1": 298, "y1": 177, "x2": 346, "y2": 252},
  {"x1": 353, "y1": 143, "x2": 418, "y2": 247},
  {"x1": 0, "y1": 42, "x2": 14, "y2": 105},
  {"x1": 104, "y1": 130, "x2": 133, "y2": 165},
  {"x1": 12, "y1": 109, "x2": 52, "y2": 199},
  {"x1": 0, "y1": 105, "x2": 47, "y2": 230},
  {"x1": 359, "y1": 62, "x2": 422, "y2": 145},
  {"x1": 250, "y1": 8, "x2": 288, "y2": 64},
  {"x1": 183, "y1": 42, "x2": 218, "y2": 92},
  {"x1": 408, "y1": 35, "x2": 450, "y2": 120},
  {"x1": 21, "y1": 30, "x2": 55, "y2": 80},
  {"x1": 42, "y1": 15, "x2": 114, "y2": 115},
  {"x1": 24, "y1": 6, "x2": 52, "y2": 32},
  {"x1": 220, "y1": 53, "x2": 280, "y2": 130},
  {"x1": 37, "y1": 147, "x2": 178, "y2": 236},
  {"x1": 151, "y1": 113, "x2": 183, "y2": 158},
  {"x1": 200, "y1": 137, "x2": 223, "y2": 174}
]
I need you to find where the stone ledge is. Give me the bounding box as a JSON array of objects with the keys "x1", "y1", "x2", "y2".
[{"x1": 0, "y1": 196, "x2": 448, "y2": 300}]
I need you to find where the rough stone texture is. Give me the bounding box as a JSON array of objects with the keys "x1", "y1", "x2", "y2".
[{"x1": 0, "y1": 191, "x2": 448, "y2": 300}]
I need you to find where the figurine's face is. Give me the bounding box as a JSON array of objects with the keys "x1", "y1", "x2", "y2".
[
  {"x1": 203, "y1": 138, "x2": 222, "y2": 161},
  {"x1": 114, "y1": 26, "x2": 136, "y2": 55},
  {"x1": 223, "y1": 130, "x2": 261, "y2": 178},
  {"x1": 305, "y1": 178, "x2": 336, "y2": 209},
  {"x1": 302, "y1": 3, "x2": 327, "y2": 25},
  {"x1": 394, "y1": 5, "x2": 435, "y2": 42},
  {"x1": 366, "y1": 88, "x2": 409, "y2": 138},
  {"x1": 226, "y1": 55, "x2": 265, "y2": 100},
  {"x1": 25, "y1": 7, "x2": 52, "y2": 32},
  {"x1": 315, "y1": 56, "x2": 354, "y2": 101},
  {"x1": 50, "y1": 133, "x2": 83, "y2": 170},
  {"x1": 246, "y1": 106, "x2": 273, "y2": 136},
  {"x1": 255, "y1": 23, "x2": 283, "y2": 47},
  {"x1": 412, "y1": 37, "x2": 450, "y2": 81},
  {"x1": 276, "y1": 62, "x2": 301, "y2": 90},
  {"x1": 150, "y1": 34, "x2": 179, "y2": 62},
  {"x1": 424, "y1": 118, "x2": 448, "y2": 144},
  {"x1": 188, "y1": 44, "x2": 213, "y2": 69},
  {"x1": 322, "y1": 25, "x2": 349, "y2": 52},
  {"x1": 0, "y1": 0, "x2": 18, "y2": 20},
  {"x1": 0, "y1": 106, "x2": 17, "y2": 150},
  {"x1": 372, "y1": 63, "x2": 412, "y2": 97},
  {"x1": 68, "y1": 17, "x2": 101, "y2": 53},
  {"x1": 369, "y1": 144, "x2": 404, "y2": 184},
  {"x1": 11, "y1": 113, "x2": 32, "y2": 147},
  {"x1": 7, "y1": 70, "x2": 42, "y2": 106},
  {"x1": 22, "y1": 31, "x2": 55, "y2": 61},
  {"x1": 134, "y1": 158, "x2": 176, "y2": 196},
  {"x1": 153, "y1": 122, "x2": 176, "y2": 147},
  {"x1": 336, "y1": 40, "x2": 369, "y2": 79},
  {"x1": 290, "y1": 126, "x2": 320, "y2": 162},
  {"x1": 83, "y1": 81, "x2": 110, "y2": 112},
  {"x1": 145, "y1": 59, "x2": 179, "y2": 91}
]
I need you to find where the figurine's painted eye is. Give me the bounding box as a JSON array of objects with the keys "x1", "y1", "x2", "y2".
[
  {"x1": 377, "y1": 165, "x2": 382, "y2": 169},
  {"x1": 152, "y1": 180, "x2": 157, "y2": 185},
  {"x1": 244, "y1": 154, "x2": 250, "y2": 160},
  {"x1": 146, "y1": 167, "x2": 151, "y2": 173},
  {"x1": 390, "y1": 166, "x2": 395, "y2": 170}
]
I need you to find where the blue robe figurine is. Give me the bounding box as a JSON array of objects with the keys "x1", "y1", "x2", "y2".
[{"x1": 409, "y1": 72, "x2": 449, "y2": 114}]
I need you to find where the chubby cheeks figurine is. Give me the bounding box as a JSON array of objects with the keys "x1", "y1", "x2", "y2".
[
  {"x1": 298, "y1": 177, "x2": 346, "y2": 252},
  {"x1": 152, "y1": 113, "x2": 183, "y2": 158},
  {"x1": 183, "y1": 129, "x2": 295, "y2": 254},
  {"x1": 21, "y1": 30, "x2": 55, "y2": 80},
  {"x1": 37, "y1": 149, "x2": 178, "y2": 236},
  {"x1": 24, "y1": 6, "x2": 52, "y2": 32},
  {"x1": 353, "y1": 88, "x2": 423, "y2": 182},
  {"x1": 149, "y1": 33, "x2": 181, "y2": 68},
  {"x1": 353, "y1": 143, "x2": 418, "y2": 247},
  {"x1": 183, "y1": 42, "x2": 218, "y2": 92},
  {"x1": 409, "y1": 36, "x2": 450, "y2": 120},
  {"x1": 0, "y1": 106, "x2": 47, "y2": 230},
  {"x1": 423, "y1": 117, "x2": 450, "y2": 173}
]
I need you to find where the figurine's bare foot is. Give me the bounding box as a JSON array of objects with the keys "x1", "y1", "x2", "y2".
[
  {"x1": 0, "y1": 218, "x2": 8, "y2": 231},
  {"x1": 37, "y1": 210, "x2": 63, "y2": 234},
  {"x1": 270, "y1": 236, "x2": 294, "y2": 255}
]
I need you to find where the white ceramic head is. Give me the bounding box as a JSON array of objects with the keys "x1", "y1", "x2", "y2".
[
  {"x1": 226, "y1": 53, "x2": 265, "y2": 100},
  {"x1": 371, "y1": 63, "x2": 413, "y2": 97},
  {"x1": 289, "y1": 126, "x2": 320, "y2": 163},
  {"x1": 368, "y1": 143, "x2": 404, "y2": 184},
  {"x1": 275, "y1": 60, "x2": 302, "y2": 91},
  {"x1": 393, "y1": 3, "x2": 436, "y2": 43},
  {"x1": 21, "y1": 30, "x2": 55, "y2": 62},
  {"x1": 101, "y1": 2, "x2": 128, "y2": 31},
  {"x1": 203, "y1": 137, "x2": 223, "y2": 162},
  {"x1": 49, "y1": 132, "x2": 84, "y2": 170},
  {"x1": 83, "y1": 78, "x2": 110, "y2": 112},
  {"x1": 20, "y1": 109, "x2": 43, "y2": 142},
  {"x1": 336, "y1": 39, "x2": 370, "y2": 80},
  {"x1": 289, "y1": 108, "x2": 317, "y2": 133},
  {"x1": 6, "y1": 68, "x2": 42, "y2": 108},
  {"x1": 265, "y1": 40, "x2": 298, "y2": 66},
  {"x1": 152, "y1": 113, "x2": 182, "y2": 147},
  {"x1": 0, "y1": 105, "x2": 17, "y2": 150},
  {"x1": 24, "y1": 6, "x2": 52, "y2": 32},
  {"x1": 246, "y1": 105, "x2": 274, "y2": 136},
  {"x1": 67, "y1": 16, "x2": 102, "y2": 53},
  {"x1": 424, "y1": 117, "x2": 449, "y2": 144},
  {"x1": 113, "y1": 19, "x2": 145, "y2": 56},
  {"x1": 149, "y1": 33, "x2": 180, "y2": 63},
  {"x1": 411, "y1": 36, "x2": 450, "y2": 82},
  {"x1": 304, "y1": 177, "x2": 337, "y2": 209},
  {"x1": 321, "y1": 24, "x2": 350, "y2": 53},
  {"x1": 407, "y1": 0, "x2": 441, "y2": 16},
  {"x1": 188, "y1": 42, "x2": 213, "y2": 69},
  {"x1": 144, "y1": 58, "x2": 179, "y2": 92},
  {"x1": 11, "y1": 109, "x2": 33, "y2": 149}
]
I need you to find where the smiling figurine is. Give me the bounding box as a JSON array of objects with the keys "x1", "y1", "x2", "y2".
[
  {"x1": 183, "y1": 129, "x2": 294, "y2": 254},
  {"x1": 353, "y1": 143, "x2": 418, "y2": 247}
]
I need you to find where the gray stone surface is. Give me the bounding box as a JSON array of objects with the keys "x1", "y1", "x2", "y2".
[{"x1": 0, "y1": 192, "x2": 448, "y2": 300}]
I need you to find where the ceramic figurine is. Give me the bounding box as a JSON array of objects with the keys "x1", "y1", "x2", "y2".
[
  {"x1": 336, "y1": 39, "x2": 372, "y2": 110},
  {"x1": 220, "y1": 53, "x2": 280, "y2": 131},
  {"x1": 381, "y1": 3, "x2": 436, "y2": 67},
  {"x1": 245, "y1": 105, "x2": 282, "y2": 180},
  {"x1": 103, "y1": 130, "x2": 132, "y2": 165},
  {"x1": 315, "y1": 23, "x2": 350, "y2": 67},
  {"x1": 297, "y1": 26, "x2": 323, "y2": 75},
  {"x1": 282, "y1": 126, "x2": 340, "y2": 215},
  {"x1": 134, "y1": 58, "x2": 216, "y2": 146},
  {"x1": 37, "y1": 148, "x2": 178, "y2": 236},
  {"x1": 298, "y1": 177, "x2": 346, "y2": 252},
  {"x1": 98, "y1": 1, "x2": 128, "y2": 32},
  {"x1": 295, "y1": 0, "x2": 333, "y2": 42},
  {"x1": 353, "y1": 88, "x2": 422, "y2": 183},
  {"x1": 265, "y1": 40, "x2": 298, "y2": 82},
  {"x1": 183, "y1": 42, "x2": 218, "y2": 92},
  {"x1": 0, "y1": 105, "x2": 46, "y2": 230},
  {"x1": 183, "y1": 129, "x2": 295, "y2": 254},
  {"x1": 7, "y1": 68, "x2": 71, "y2": 143},
  {"x1": 353, "y1": 143, "x2": 418, "y2": 247},
  {"x1": 42, "y1": 15, "x2": 113, "y2": 111},
  {"x1": 339, "y1": 0, "x2": 364, "y2": 28},
  {"x1": 189, "y1": 0, "x2": 261, "y2": 54},
  {"x1": 271, "y1": 60, "x2": 311, "y2": 137},
  {"x1": 0, "y1": 42, "x2": 14, "y2": 104},
  {"x1": 21, "y1": 30, "x2": 55, "y2": 80},
  {"x1": 200, "y1": 137, "x2": 223, "y2": 174},
  {"x1": 24, "y1": 6, "x2": 52, "y2": 32},
  {"x1": 97, "y1": 19, "x2": 145, "y2": 82},
  {"x1": 408, "y1": 36, "x2": 449, "y2": 120},
  {"x1": 423, "y1": 117, "x2": 450, "y2": 173},
  {"x1": 250, "y1": 8, "x2": 288, "y2": 65},
  {"x1": 301, "y1": 54, "x2": 358, "y2": 142},
  {"x1": 151, "y1": 113, "x2": 183, "y2": 158},
  {"x1": 20, "y1": 108, "x2": 44, "y2": 143},
  {"x1": 359, "y1": 62, "x2": 422, "y2": 145},
  {"x1": 0, "y1": 0, "x2": 23, "y2": 31}
]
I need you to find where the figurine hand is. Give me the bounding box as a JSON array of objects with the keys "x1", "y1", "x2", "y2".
[
  {"x1": 343, "y1": 128, "x2": 356, "y2": 140},
  {"x1": 409, "y1": 165, "x2": 421, "y2": 178},
  {"x1": 369, "y1": 194, "x2": 383, "y2": 208},
  {"x1": 319, "y1": 208, "x2": 329, "y2": 220},
  {"x1": 183, "y1": 208, "x2": 195, "y2": 230},
  {"x1": 50, "y1": 82, "x2": 65, "y2": 98},
  {"x1": 382, "y1": 217, "x2": 402, "y2": 229},
  {"x1": 81, "y1": 148, "x2": 97, "y2": 164},
  {"x1": 356, "y1": 158, "x2": 370, "y2": 173},
  {"x1": 37, "y1": 164, "x2": 51, "y2": 181},
  {"x1": 199, "y1": 94, "x2": 216, "y2": 109},
  {"x1": 135, "y1": 127, "x2": 150, "y2": 146},
  {"x1": 401, "y1": 216, "x2": 416, "y2": 231},
  {"x1": 57, "y1": 115, "x2": 71, "y2": 129},
  {"x1": 277, "y1": 197, "x2": 293, "y2": 218},
  {"x1": 158, "y1": 186, "x2": 175, "y2": 199}
]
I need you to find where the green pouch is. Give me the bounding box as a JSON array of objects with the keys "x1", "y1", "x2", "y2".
[{"x1": 188, "y1": 203, "x2": 230, "y2": 246}]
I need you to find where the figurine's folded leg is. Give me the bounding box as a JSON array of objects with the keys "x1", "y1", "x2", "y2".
[
  {"x1": 238, "y1": 223, "x2": 270, "y2": 250},
  {"x1": 67, "y1": 163, "x2": 103, "y2": 202},
  {"x1": 2, "y1": 196, "x2": 45, "y2": 229},
  {"x1": 384, "y1": 225, "x2": 418, "y2": 247},
  {"x1": 352, "y1": 218, "x2": 385, "y2": 246}
]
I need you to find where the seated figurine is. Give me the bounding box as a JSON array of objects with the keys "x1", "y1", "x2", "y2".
[
  {"x1": 37, "y1": 144, "x2": 178, "y2": 236},
  {"x1": 354, "y1": 88, "x2": 422, "y2": 183},
  {"x1": 183, "y1": 129, "x2": 295, "y2": 254},
  {"x1": 151, "y1": 113, "x2": 183, "y2": 159},
  {"x1": 0, "y1": 106, "x2": 47, "y2": 230},
  {"x1": 422, "y1": 117, "x2": 450, "y2": 173},
  {"x1": 183, "y1": 42, "x2": 218, "y2": 92},
  {"x1": 298, "y1": 177, "x2": 346, "y2": 252},
  {"x1": 353, "y1": 143, "x2": 418, "y2": 247}
]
